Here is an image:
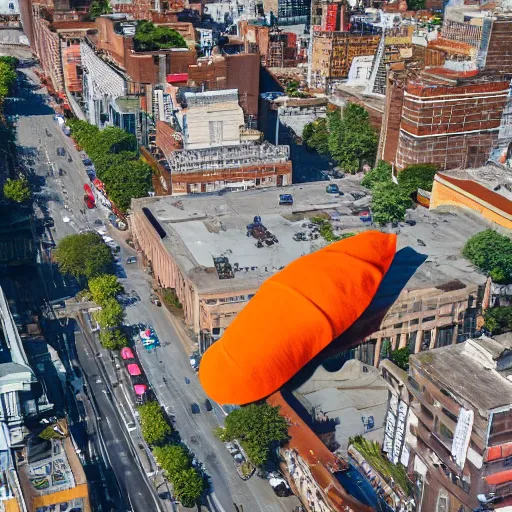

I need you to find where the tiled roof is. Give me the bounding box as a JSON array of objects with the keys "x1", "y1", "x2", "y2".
[{"x1": 436, "y1": 173, "x2": 512, "y2": 217}]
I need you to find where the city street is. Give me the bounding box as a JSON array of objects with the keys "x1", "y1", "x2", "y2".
[
  {"x1": 4, "y1": 52, "x2": 163, "y2": 512},
  {"x1": 5, "y1": 50, "x2": 301, "y2": 512}
]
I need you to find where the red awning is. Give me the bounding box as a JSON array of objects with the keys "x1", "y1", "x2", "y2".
[
  {"x1": 120, "y1": 347, "x2": 135, "y2": 360},
  {"x1": 127, "y1": 364, "x2": 142, "y2": 376},
  {"x1": 134, "y1": 384, "x2": 147, "y2": 396}
]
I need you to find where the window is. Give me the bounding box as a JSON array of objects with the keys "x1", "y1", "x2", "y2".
[
  {"x1": 436, "y1": 327, "x2": 453, "y2": 348},
  {"x1": 437, "y1": 490, "x2": 449, "y2": 512},
  {"x1": 408, "y1": 376, "x2": 420, "y2": 392},
  {"x1": 421, "y1": 330, "x2": 432, "y2": 351},
  {"x1": 360, "y1": 340, "x2": 376, "y2": 366},
  {"x1": 439, "y1": 422, "x2": 454, "y2": 443},
  {"x1": 380, "y1": 338, "x2": 391, "y2": 360},
  {"x1": 410, "y1": 318, "x2": 419, "y2": 326},
  {"x1": 423, "y1": 316, "x2": 436, "y2": 323},
  {"x1": 441, "y1": 407, "x2": 458, "y2": 423},
  {"x1": 490, "y1": 410, "x2": 512, "y2": 445},
  {"x1": 408, "y1": 331, "x2": 417, "y2": 354}
]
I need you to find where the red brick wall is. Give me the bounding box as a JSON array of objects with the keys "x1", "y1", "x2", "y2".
[
  {"x1": 484, "y1": 19, "x2": 512, "y2": 74},
  {"x1": 401, "y1": 81, "x2": 509, "y2": 137},
  {"x1": 396, "y1": 130, "x2": 499, "y2": 170},
  {"x1": 226, "y1": 53, "x2": 260, "y2": 117},
  {"x1": 380, "y1": 76, "x2": 404, "y2": 163}
]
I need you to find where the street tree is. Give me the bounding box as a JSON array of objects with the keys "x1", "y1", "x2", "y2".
[
  {"x1": 87, "y1": 126, "x2": 137, "y2": 160},
  {"x1": 371, "y1": 182, "x2": 412, "y2": 225},
  {"x1": 54, "y1": 232, "x2": 114, "y2": 282},
  {"x1": 3, "y1": 177, "x2": 31, "y2": 202},
  {"x1": 328, "y1": 104, "x2": 378, "y2": 173},
  {"x1": 361, "y1": 160, "x2": 392, "y2": 189},
  {"x1": 96, "y1": 299, "x2": 123, "y2": 329},
  {"x1": 93, "y1": 151, "x2": 138, "y2": 180},
  {"x1": 484, "y1": 306, "x2": 512, "y2": 335},
  {"x1": 172, "y1": 468, "x2": 205, "y2": 507},
  {"x1": 0, "y1": 60, "x2": 17, "y2": 99},
  {"x1": 89, "y1": 274, "x2": 123, "y2": 306},
  {"x1": 138, "y1": 401, "x2": 172, "y2": 446},
  {"x1": 101, "y1": 159, "x2": 152, "y2": 212},
  {"x1": 218, "y1": 403, "x2": 289, "y2": 466},
  {"x1": 397, "y1": 163, "x2": 437, "y2": 196},
  {"x1": 99, "y1": 329, "x2": 127, "y2": 350},
  {"x1": 462, "y1": 230, "x2": 512, "y2": 283},
  {"x1": 153, "y1": 444, "x2": 191, "y2": 480},
  {"x1": 302, "y1": 118, "x2": 329, "y2": 155}
]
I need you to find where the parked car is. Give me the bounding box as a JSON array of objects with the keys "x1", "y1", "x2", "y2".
[
  {"x1": 126, "y1": 256, "x2": 137, "y2": 264},
  {"x1": 351, "y1": 192, "x2": 367, "y2": 201},
  {"x1": 204, "y1": 399, "x2": 213, "y2": 412},
  {"x1": 150, "y1": 294, "x2": 161, "y2": 307},
  {"x1": 279, "y1": 194, "x2": 293, "y2": 206},
  {"x1": 82, "y1": 158, "x2": 93, "y2": 166},
  {"x1": 326, "y1": 183, "x2": 339, "y2": 194}
]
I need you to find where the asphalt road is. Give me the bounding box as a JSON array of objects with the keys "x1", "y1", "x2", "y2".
[
  {"x1": 7, "y1": 53, "x2": 300, "y2": 512},
  {"x1": 120, "y1": 247, "x2": 300, "y2": 512},
  {"x1": 6, "y1": 55, "x2": 159, "y2": 512}
]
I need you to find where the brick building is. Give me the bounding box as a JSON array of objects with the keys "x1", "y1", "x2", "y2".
[
  {"x1": 309, "y1": 30, "x2": 380, "y2": 90},
  {"x1": 379, "y1": 6, "x2": 512, "y2": 170}
]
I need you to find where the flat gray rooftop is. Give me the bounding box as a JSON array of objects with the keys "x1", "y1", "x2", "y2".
[{"x1": 132, "y1": 176, "x2": 492, "y2": 294}]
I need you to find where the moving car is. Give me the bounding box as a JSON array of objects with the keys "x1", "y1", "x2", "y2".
[
  {"x1": 56, "y1": 147, "x2": 65, "y2": 157},
  {"x1": 326, "y1": 183, "x2": 339, "y2": 194},
  {"x1": 204, "y1": 399, "x2": 213, "y2": 412},
  {"x1": 191, "y1": 403, "x2": 200, "y2": 414},
  {"x1": 126, "y1": 256, "x2": 137, "y2": 264}
]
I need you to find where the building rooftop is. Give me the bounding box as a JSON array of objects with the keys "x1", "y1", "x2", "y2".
[
  {"x1": 411, "y1": 336, "x2": 512, "y2": 416},
  {"x1": 132, "y1": 177, "x2": 491, "y2": 295},
  {"x1": 294, "y1": 360, "x2": 389, "y2": 455}
]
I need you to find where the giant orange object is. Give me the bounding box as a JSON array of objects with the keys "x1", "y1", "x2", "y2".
[{"x1": 199, "y1": 231, "x2": 397, "y2": 405}]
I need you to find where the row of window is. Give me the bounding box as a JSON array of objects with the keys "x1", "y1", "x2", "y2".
[{"x1": 203, "y1": 294, "x2": 255, "y2": 306}]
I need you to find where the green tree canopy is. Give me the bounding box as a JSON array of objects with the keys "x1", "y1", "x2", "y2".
[
  {"x1": 218, "y1": 404, "x2": 289, "y2": 466},
  {"x1": 302, "y1": 118, "x2": 329, "y2": 155},
  {"x1": 153, "y1": 444, "x2": 192, "y2": 480},
  {"x1": 484, "y1": 306, "x2": 512, "y2": 335},
  {"x1": 328, "y1": 104, "x2": 378, "y2": 173},
  {"x1": 54, "y1": 232, "x2": 114, "y2": 281},
  {"x1": 3, "y1": 177, "x2": 31, "y2": 202},
  {"x1": 462, "y1": 230, "x2": 512, "y2": 283},
  {"x1": 371, "y1": 182, "x2": 412, "y2": 225},
  {"x1": 138, "y1": 401, "x2": 172, "y2": 446},
  {"x1": 0, "y1": 60, "x2": 17, "y2": 99},
  {"x1": 87, "y1": 0, "x2": 112, "y2": 18},
  {"x1": 134, "y1": 21, "x2": 187, "y2": 51},
  {"x1": 397, "y1": 163, "x2": 438, "y2": 196},
  {"x1": 93, "y1": 151, "x2": 138, "y2": 180},
  {"x1": 389, "y1": 347, "x2": 410, "y2": 371},
  {"x1": 101, "y1": 159, "x2": 152, "y2": 212},
  {"x1": 0, "y1": 56, "x2": 19, "y2": 69},
  {"x1": 361, "y1": 160, "x2": 392, "y2": 189},
  {"x1": 89, "y1": 274, "x2": 123, "y2": 306},
  {"x1": 96, "y1": 299, "x2": 123, "y2": 328},
  {"x1": 99, "y1": 329, "x2": 127, "y2": 350},
  {"x1": 172, "y1": 468, "x2": 205, "y2": 507}
]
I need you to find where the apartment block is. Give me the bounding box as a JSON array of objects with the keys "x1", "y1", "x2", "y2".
[{"x1": 380, "y1": 335, "x2": 512, "y2": 512}]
